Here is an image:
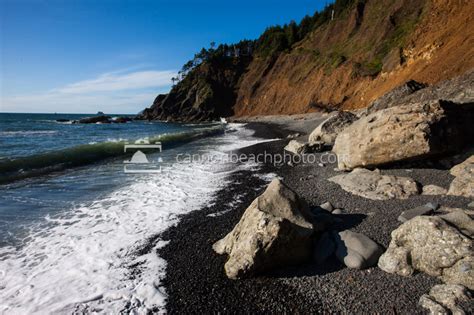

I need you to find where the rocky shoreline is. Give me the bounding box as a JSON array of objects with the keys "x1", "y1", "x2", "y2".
[{"x1": 155, "y1": 117, "x2": 472, "y2": 313}]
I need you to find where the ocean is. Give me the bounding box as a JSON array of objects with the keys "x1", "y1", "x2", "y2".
[{"x1": 0, "y1": 113, "x2": 270, "y2": 313}]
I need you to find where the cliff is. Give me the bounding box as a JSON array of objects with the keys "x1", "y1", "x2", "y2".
[{"x1": 139, "y1": 0, "x2": 474, "y2": 122}]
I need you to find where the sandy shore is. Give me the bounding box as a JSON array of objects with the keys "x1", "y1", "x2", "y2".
[{"x1": 157, "y1": 116, "x2": 472, "y2": 313}]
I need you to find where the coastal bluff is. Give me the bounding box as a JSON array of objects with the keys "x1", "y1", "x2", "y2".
[{"x1": 138, "y1": 0, "x2": 474, "y2": 122}]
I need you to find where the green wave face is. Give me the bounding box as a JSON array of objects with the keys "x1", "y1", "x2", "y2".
[{"x1": 0, "y1": 126, "x2": 225, "y2": 185}]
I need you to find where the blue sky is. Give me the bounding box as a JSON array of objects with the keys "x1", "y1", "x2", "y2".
[{"x1": 1, "y1": 0, "x2": 327, "y2": 114}]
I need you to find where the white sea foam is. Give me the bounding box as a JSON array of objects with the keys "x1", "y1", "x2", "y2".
[
  {"x1": 0, "y1": 124, "x2": 272, "y2": 314},
  {"x1": 0, "y1": 130, "x2": 58, "y2": 136}
]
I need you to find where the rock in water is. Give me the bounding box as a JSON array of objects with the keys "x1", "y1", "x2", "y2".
[
  {"x1": 333, "y1": 230, "x2": 384, "y2": 269},
  {"x1": 448, "y1": 155, "x2": 474, "y2": 198},
  {"x1": 378, "y1": 216, "x2": 473, "y2": 289},
  {"x1": 328, "y1": 168, "x2": 419, "y2": 200},
  {"x1": 78, "y1": 115, "x2": 111, "y2": 124},
  {"x1": 308, "y1": 111, "x2": 358, "y2": 146},
  {"x1": 333, "y1": 100, "x2": 474, "y2": 170},
  {"x1": 397, "y1": 202, "x2": 438, "y2": 223},
  {"x1": 212, "y1": 178, "x2": 314, "y2": 279},
  {"x1": 419, "y1": 284, "x2": 471, "y2": 315}
]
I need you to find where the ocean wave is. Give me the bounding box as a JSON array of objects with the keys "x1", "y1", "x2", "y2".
[
  {"x1": 0, "y1": 123, "x2": 271, "y2": 313},
  {"x1": 0, "y1": 126, "x2": 225, "y2": 185}
]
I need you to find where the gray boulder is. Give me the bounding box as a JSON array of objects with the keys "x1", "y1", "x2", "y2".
[
  {"x1": 378, "y1": 216, "x2": 473, "y2": 289},
  {"x1": 213, "y1": 178, "x2": 314, "y2": 279},
  {"x1": 448, "y1": 155, "x2": 474, "y2": 198},
  {"x1": 419, "y1": 284, "x2": 471, "y2": 315},
  {"x1": 308, "y1": 111, "x2": 358, "y2": 146},
  {"x1": 328, "y1": 168, "x2": 419, "y2": 200},
  {"x1": 397, "y1": 202, "x2": 438, "y2": 223},
  {"x1": 365, "y1": 80, "x2": 427, "y2": 115},
  {"x1": 437, "y1": 207, "x2": 474, "y2": 237},
  {"x1": 333, "y1": 100, "x2": 474, "y2": 170},
  {"x1": 333, "y1": 230, "x2": 384, "y2": 269},
  {"x1": 366, "y1": 70, "x2": 474, "y2": 116}
]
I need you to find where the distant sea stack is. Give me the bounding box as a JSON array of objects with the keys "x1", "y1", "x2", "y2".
[{"x1": 138, "y1": 0, "x2": 474, "y2": 122}]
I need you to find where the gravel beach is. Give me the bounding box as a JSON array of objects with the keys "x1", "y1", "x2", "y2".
[{"x1": 157, "y1": 118, "x2": 473, "y2": 313}]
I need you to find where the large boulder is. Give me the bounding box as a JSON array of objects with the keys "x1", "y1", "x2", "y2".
[
  {"x1": 308, "y1": 111, "x2": 358, "y2": 146},
  {"x1": 213, "y1": 178, "x2": 314, "y2": 279},
  {"x1": 333, "y1": 230, "x2": 384, "y2": 269},
  {"x1": 448, "y1": 155, "x2": 474, "y2": 198},
  {"x1": 366, "y1": 70, "x2": 474, "y2": 116},
  {"x1": 365, "y1": 80, "x2": 427, "y2": 115},
  {"x1": 419, "y1": 284, "x2": 472, "y2": 315},
  {"x1": 333, "y1": 100, "x2": 474, "y2": 170},
  {"x1": 328, "y1": 168, "x2": 419, "y2": 200},
  {"x1": 378, "y1": 216, "x2": 473, "y2": 289}
]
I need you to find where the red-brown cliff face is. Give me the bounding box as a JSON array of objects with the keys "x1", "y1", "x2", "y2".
[
  {"x1": 140, "y1": 0, "x2": 474, "y2": 121},
  {"x1": 234, "y1": 0, "x2": 474, "y2": 116}
]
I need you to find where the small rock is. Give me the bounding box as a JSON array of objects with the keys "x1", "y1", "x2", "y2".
[
  {"x1": 332, "y1": 209, "x2": 343, "y2": 215},
  {"x1": 437, "y1": 207, "x2": 474, "y2": 237},
  {"x1": 284, "y1": 140, "x2": 308, "y2": 155},
  {"x1": 469, "y1": 201, "x2": 474, "y2": 208},
  {"x1": 308, "y1": 141, "x2": 324, "y2": 153},
  {"x1": 419, "y1": 284, "x2": 471, "y2": 315},
  {"x1": 313, "y1": 232, "x2": 336, "y2": 264},
  {"x1": 286, "y1": 133, "x2": 300, "y2": 139},
  {"x1": 318, "y1": 163, "x2": 325, "y2": 167},
  {"x1": 288, "y1": 161, "x2": 294, "y2": 167},
  {"x1": 419, "y1": 295, "x2": 448, "y2": 315},
  {"x1": 319, "y1": 202, "x2": 334, "y2": 212},
  {"x1": 422, "y1": 185, "x2": 448, "y2": 195},
  {"x1": 308, "y1": 111, "x2": 358, "y2": 146},
  {"x1": 333, "y1": 230, "x2": 384, "y2": 269},
  {"x1": 310, "y1": 212, "x2": 338, "y2": 232},
  {"x1": 397, "y1": 202, "x2": 439, "y2": 223}
]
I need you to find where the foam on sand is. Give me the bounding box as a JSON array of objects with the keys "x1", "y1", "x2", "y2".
[{"x1": 0, "y1": 124, "x2": 272, "y2": 313}]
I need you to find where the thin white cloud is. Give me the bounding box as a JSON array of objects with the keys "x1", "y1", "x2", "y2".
[
  {"x1": 1, "y1": 69, "x2": 176, "y2": 113},
  {"x1": 56, "y1": 70, "x2": 175, "y2": 94}
]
